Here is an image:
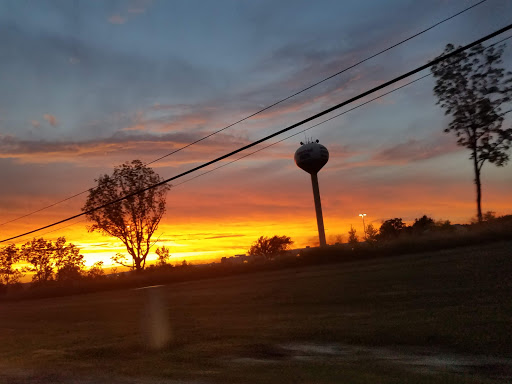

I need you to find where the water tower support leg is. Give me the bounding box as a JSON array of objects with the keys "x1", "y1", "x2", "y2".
[{"x1": 310, "y1": 173, "x2": 327, "y2": 247}]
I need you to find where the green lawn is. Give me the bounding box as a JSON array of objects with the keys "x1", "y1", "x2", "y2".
[{"x1": 1, "y1": 241, "x2": 511, "y2": 383}]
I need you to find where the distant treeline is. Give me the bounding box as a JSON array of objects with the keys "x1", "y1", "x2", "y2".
[
  {"x1": 1, "y1": 214, "x2": 511, "y2": 301},
  {"x1": 348, "y1": 212, "x2": 506, "y2": 245},
  {"x1": 317, "y1": 213, "x2": 512, "y2": 261},
  {"x1": 0, "y1": 237, "x2": 104, "y2": 295}
]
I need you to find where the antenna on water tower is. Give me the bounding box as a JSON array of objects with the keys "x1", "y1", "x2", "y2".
[{"x1": 294, "y1": 139, "x2": 329, "y2": 247}]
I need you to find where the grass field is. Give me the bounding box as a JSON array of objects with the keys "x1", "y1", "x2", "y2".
[{"x1": 1, "y1": 241, "x2": 511, "y2": 383}]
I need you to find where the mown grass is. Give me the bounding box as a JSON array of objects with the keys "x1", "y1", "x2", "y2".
[{"x1": 0, "y1": 241, "x2": 511, "y2": 383}]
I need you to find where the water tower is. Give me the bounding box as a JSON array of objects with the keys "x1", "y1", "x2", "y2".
[{"x1": 294, "y1": 139, "x2": 329, "y2": 247}]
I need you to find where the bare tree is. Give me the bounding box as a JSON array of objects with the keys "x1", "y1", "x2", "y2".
[
  {"x1": 431, "y1": 43, "x2": 512, "y2": 222},
  {"x1": 83, "y1": 160, "x2": 170, "y2": 271}
]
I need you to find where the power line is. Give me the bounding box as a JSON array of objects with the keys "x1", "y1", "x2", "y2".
[
  {"x1": 2, "y1": 23, "x2": 510, "y2": 244},
  {"x1": 14, "y1": 74, "x2": 434, "y2": 245},
  {"x1": 0, "y1": 189, "x2": 93, "y2": 227},
  {"x1": 0, "y1": 0, "x2": 489, "y2": 228},
  {"x1": 175, "y1": 75, "x2": 436, "y2": 186},
  {"x1": 145, "y1": 0, "x2": 488, "y2": 166},
  {"x1": 16, "y1": 34, "x2": 511, "y2": 245}
]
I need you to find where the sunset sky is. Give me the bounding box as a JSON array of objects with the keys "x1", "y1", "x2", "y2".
[{"x1": 1, "y1": 0, "x2": 511, "y2": 267}]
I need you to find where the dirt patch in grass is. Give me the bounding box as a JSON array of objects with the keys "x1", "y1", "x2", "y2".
[
  {"x1": 352, "y1": 344, "x2": 512, "y2": 378},
  {"x1": 2, "y1": 342, "x2": 511, "y2": 383},
  {"x1": 0, "y1": 369, "x2": 206, "y2": 384},
  {"x1": 227, "y1": 342, "x2": 512, "y2": 381}
]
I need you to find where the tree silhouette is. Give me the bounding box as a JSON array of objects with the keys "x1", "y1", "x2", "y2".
[
  {"x1": 431, "y1": 43, "x2": 512, "y2": 222},
  {"x1": 156, "y1": 245, "x2": 171, "y2": 266},
  {"x1": 0, "y1": 244, "x2": 23, "y2": 286},
  {"x1": 20, "y1": 237, "x2": 84, "y2": 283},
  {"x1": 54, "y1": 238, "x2": 86, "y2": 282},
  {"x1": 482, "y1": 211, "x2": 496, "y2": 222},
  {"x1": 83, "y1": 160, "x2": 170, "y2": 272},
  {"x1": 248, "y1": 235, "x2": 293, "y2": 261},
  {"x1": 365, "y1": 224, "x2": 378, "y2": 245},
  {"x1": 434, "y1": 219, "x2": 453, "y2": 232},
  {"x1": 348, "y1": 226, "x2": 359, "y2": 247},
  {"x1": 412, "y1": 215, "x2": 435, "y2": 234},
  {"x1": 86, "y1": 261, "x2": 105, "y2": 280},
  {"x1": 379, "y1": 218, "x2": 405, "y2": 240},
  {"x1": 21, "y1": 238, "x2": 55, "y2": 283},
  {"x1": 111, "y1": 253, "x2": 135, "y2": 270}
]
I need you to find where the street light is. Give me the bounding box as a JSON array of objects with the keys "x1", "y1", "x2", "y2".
[{"x1": 359, "y1": 213, "x2": 367, "y2": 239}]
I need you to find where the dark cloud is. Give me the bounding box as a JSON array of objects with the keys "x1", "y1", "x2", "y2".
[
  {"x1": 0, "y1": 130, "x2": 250, "y2": 163},
  {"x1": 203, "y1": 234, "x2": 245, "y2": 240},
  {"x1": 158, "y1": 233, "x2": 245, "y2": 242},
  {"x1": 0, "y1": 22, "x2": 230, "y2": 139},
  {"x1": 373, "y1": 135, "x2": 461, "y2": 164},
  {"x1": 1, "y1": 0, "x2": 511, "y2": 254},
  {"x1": 0, "y1": 157, "x2": 97, "y2": 203}
]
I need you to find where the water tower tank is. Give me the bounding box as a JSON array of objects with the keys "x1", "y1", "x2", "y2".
[
  {"x1": 294, "y1": 142, "x2": 329, "y2": 174},
  {"x1": 295, "y1": 140, "x2": 329, "y2": 247}
]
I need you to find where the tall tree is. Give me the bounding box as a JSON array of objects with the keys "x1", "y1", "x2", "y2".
[
  {"x1": 431, "y1": 43, "x2": 512, "y2": 222},
  {"x1": 82, "y1": 160, "x2": 170, "y2": 271}
]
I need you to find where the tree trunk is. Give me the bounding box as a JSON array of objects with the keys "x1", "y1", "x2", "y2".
[
  {"x1": 134, "y1": 255, "x2": 143, "y2": 272},
  {"x1": 473, "y1": 153, "x2": 482, "y2": 223}
]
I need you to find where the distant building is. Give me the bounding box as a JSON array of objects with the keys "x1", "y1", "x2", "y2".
[{"x1": 221, "y1": 254, "x2": 252, "y2": 265}]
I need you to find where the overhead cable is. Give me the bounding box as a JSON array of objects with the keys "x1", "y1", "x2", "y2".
[
  {"x1": 2, "y1": 22, "x2": 511, "y2": 243},
  {"x1": 13, "y1": 33, "x2": 512, "y2": 244},
  {"x1": 0, "y1": 0, "x2": 488, "y2": 227}
]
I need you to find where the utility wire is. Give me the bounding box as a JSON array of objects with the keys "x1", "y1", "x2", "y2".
[
  {"x1": 145, "y1": 0, "x2": 488, "y2": 166},
  {"x1": 13, "y1": 74, "x2": 433, "y2": 244},
  {"x1": 2, "y1": 23, "x2": 510, "y2": 244},
  {"x1": 181, "y1": 30, "x2": 512, "y2": 184},
  {"x1": 0, "y1": 189, "x2": 93, "y2": 227},
  {"x1": 18, "y1": 33, "x2": 511, "y2": 245},
  {"x1": 0, "y1": 0, "x2": 488, "y2": 228},
  {"x1": 172, "y1": 75, "x2": 435, "y2": 188},
  {"x1": 179, "y1": 32, "x2": 512, "y2": 186}
]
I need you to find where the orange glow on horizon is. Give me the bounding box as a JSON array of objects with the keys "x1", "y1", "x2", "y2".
[
  {"x1": 3, "y1": 155, "x2": 511, "y2": 280},
  {"x1": 6, "y1": 196, "x2": 512, "y2": 280}
]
